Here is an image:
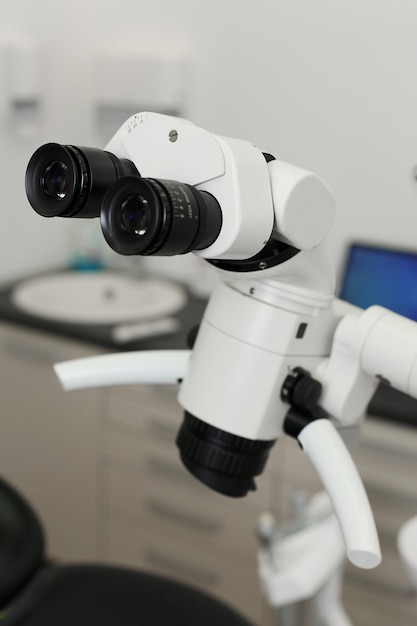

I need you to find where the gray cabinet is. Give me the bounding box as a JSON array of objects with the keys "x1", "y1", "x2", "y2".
[{"x1": 0, "y1": 322, "x2": 104, "y2": 561}]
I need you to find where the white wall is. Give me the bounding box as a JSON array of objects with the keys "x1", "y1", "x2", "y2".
[{"x1": 1, "y1": 0, "x2": 417, "y2": 287}]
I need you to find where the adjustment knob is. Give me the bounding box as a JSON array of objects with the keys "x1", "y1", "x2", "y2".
[{"x1": 281, "y1": 367, "x2": 322, "y2": 411}]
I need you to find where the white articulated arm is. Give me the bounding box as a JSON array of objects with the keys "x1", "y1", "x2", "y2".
[
  {"x1": 317, "y1": 304, "x2": 417, "y2": 425},
  {"x1": 54, "y1": 350, "x2": 191, "y2": 390},
  {"x1": 297, "y1": 419, "x2": 381, "y2": 569},
  {"x1": 282, "y1": 370, "x2": 381, "y2": 570},
  {"x1": 358, "y1": 306, "x2": 417, "y2": 393}
]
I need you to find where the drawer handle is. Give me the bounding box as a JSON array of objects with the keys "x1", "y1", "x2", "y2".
[
  {"x1": 143, "y1": 549, "x2": 219, "y2": 587},
  {"x1": 145, "y1": 498, "x2": 220, "y2": 534}
]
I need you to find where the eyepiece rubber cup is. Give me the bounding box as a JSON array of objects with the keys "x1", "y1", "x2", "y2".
[
  {"x1": 25, "y1": 143, "x2": 139, "y2": 218},
  {"x1": 101, "y1": 176, "x2": 222, "y2": 257}
]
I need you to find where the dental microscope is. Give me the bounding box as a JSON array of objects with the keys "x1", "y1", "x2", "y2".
[{"x1": 25, "y1": 112, "x2": 417, "y2": 602}]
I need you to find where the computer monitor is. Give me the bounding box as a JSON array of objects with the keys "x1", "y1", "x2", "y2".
[
  {"x1": 338, "y1": 242, "x2": 417, "y2": 321},
  {"x1": 339, "y1": 242, "x2": 417, "y2": 426}
]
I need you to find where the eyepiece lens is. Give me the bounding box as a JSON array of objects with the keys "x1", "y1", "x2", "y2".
[
  {"x1": 26, "y1": 142, "x2": 140, "y2": 219},
  {"x1": 119, "y1": 194, "x2": 152, "y2": 237},
  {"x1": 101, "y1": 176, "x2": 222, "y2": 257},
  {"x1": 41, "y1": 161, "x2": 70, "y2": 200}
]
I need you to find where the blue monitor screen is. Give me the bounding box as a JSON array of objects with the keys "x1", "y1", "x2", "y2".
[{"x1": 338, "y1": 243, "x2": 417, "y2": 322}]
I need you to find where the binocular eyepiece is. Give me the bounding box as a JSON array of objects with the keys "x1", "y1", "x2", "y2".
[{"x1": 25, "y1": 143, "x2": 222, "y2": 256}]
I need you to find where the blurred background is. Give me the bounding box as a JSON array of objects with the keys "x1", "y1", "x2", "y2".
[{"x1": 1, "y1": 2, "x2": 417, "y2": 625}]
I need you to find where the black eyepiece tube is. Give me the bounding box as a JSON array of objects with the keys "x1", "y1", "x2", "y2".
[
  {"x1": 25, "y1": 143, "x2": 139, "y2": 218},
  {"x1": 100, "y1": 176, "x2": 223, "y2": 256}
]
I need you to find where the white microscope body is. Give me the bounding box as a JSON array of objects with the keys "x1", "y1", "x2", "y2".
[{"x1": 25, "y1": 112, "x2": 417, "y2": 616}]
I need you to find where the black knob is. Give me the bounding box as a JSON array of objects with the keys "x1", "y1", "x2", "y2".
[{"x1": 281, "y1": 367, "x2": 322, "y2": 411}]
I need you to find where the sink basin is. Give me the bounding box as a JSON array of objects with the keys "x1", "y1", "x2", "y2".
[{"x1": 12, "y1": 271, "x2": 187, "y2": 325}]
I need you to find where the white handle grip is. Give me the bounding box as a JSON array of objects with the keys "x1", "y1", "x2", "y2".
[
  {"x1": 54, "y1": 350, "x2": 191, "y2": 390},
  {"x1": 298, "y1": 419, "x2": 381, "y2": 569}
]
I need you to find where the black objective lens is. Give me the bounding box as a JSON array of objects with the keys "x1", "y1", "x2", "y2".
[
  {"x1": 100, "y1": 176, "x2": 222, "y2": 256},
  {"x1": 25, "y1": 143, "x2": 139, "y2": 218},
  {"x1": 176, "y1": 413, "x2": 276, "y2": 498}
]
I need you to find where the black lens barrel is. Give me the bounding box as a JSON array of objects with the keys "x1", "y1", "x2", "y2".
[
  {"x1": 176, "y1": 412, "x2": 276, "y2": 498},
  {"x1": 26, "y1": 143, "x2": 222, "y2": 256},
  {"x1": 25, "y1": 143, "x2": 139, "y2": 218},
  {"x1": 100, "y1": 176, "x2": 222, "y2": 256}
]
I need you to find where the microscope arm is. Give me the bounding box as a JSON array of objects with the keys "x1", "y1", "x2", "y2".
[
  {"x1": 295, "y1": 418, "x2": 380, "y2": 568},
  {"x1": 289, "y1": 302, "x2": 417, "y2": 568},
  {"x1": 54, "y1": 350, "x2": 190, "y2": 390},
  {"x1": 318, "y1": 304, "x2": 417, "y2": 425}
]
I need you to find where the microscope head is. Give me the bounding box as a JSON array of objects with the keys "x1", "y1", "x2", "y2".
[
  {"x1": 25, "y1": 112, "x2": 335, "y2": 277},
  {"x1": 24, "y1": 111, "x2": 337, "y2": 497}
]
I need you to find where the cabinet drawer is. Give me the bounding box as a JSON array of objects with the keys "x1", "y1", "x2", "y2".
[
  {"x1": 103, "y1": 385, "x2": 181, "y2": 440},
  {"x1": 101, "y1": 429, "x2": 273, "y2": 512},
  {"x1": 352, "y1": 446, "x2": 417, "y2": 501},
  {"x1": 109, "y1": 383, "x2": 178, "y2": 408},
  {"x1": 104, "y1": 516, "x2": 263, "y2": 624},
  {"x1": 366, "y1": 485, "x2": 417, "y2": 539},
  {"x1": 103, "y1": 461, "x2": 267, "y2": 559},
  {"x1": 101, "y1": 422, "x2": 181, "y2": 467}
]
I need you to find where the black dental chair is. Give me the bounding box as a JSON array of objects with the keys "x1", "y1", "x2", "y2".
[{"x1": 0, "y1": 476, "x2": 253, "y2": 626}]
